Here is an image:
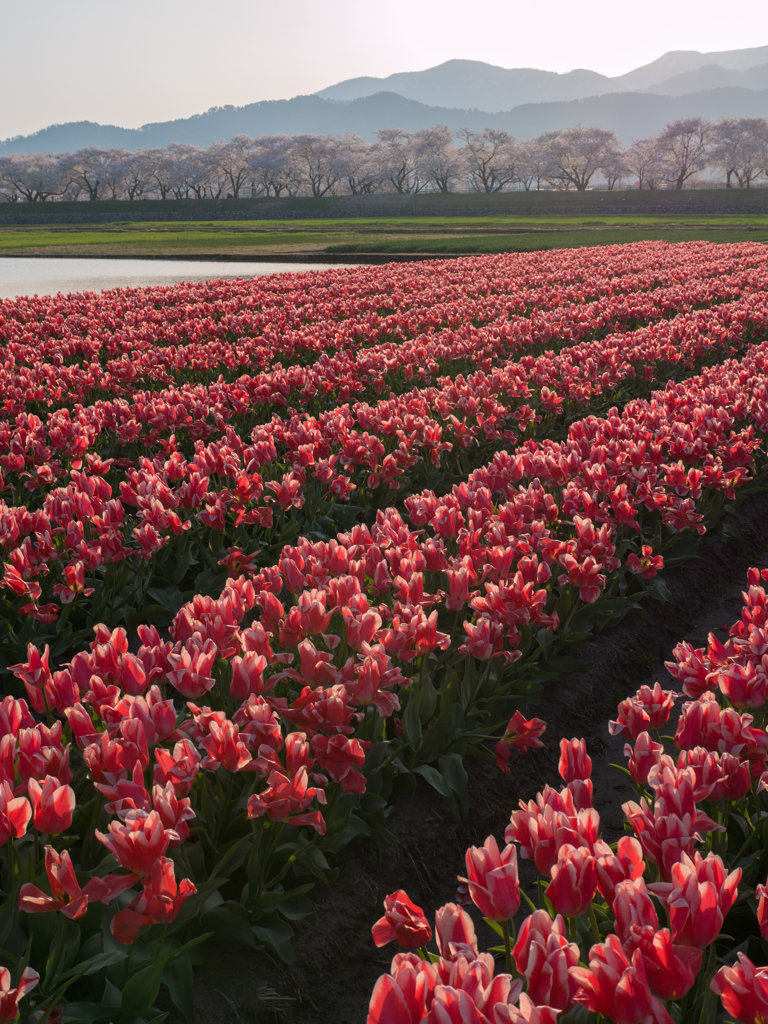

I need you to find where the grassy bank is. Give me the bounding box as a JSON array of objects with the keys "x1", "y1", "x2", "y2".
[
  {"x1": 325, "y1": 225, "x2": 768, "y2": 255},
  {"x1": 0, "y1": 214, "x2": 767, "y2": 258}
]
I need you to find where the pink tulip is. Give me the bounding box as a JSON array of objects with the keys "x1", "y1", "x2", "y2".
[
  {"x1": 570, "y1": 935, "x2": 673, "y2": 1024},
  {"x1": 371, "y1": 890, "x2": 432, "y2": 950},
  {"x1": 458, "y1": 836, "x2": 520, "y2": 922},
  {"x1": 558, "y1": 737, "x2": 592, "y2": 782},
  {"x1": 19, "y1": 845, "x2": 138, "y2": 920},
  {"x1": 546, "y1": 844, "x2": 597, "y2": 919},
  {"x1": 27, "y1": 776, "x2": 75, "y2": 834},
  {"x1": 711, "y1": 953, "x2": 768, "y2": 1024},
  {"x1": 648, "y1": 851, "x2": 740, "y2": 948},
  {"x1": 96, "y1": 809, "x2": 175, "y2": 875},
  {"x1": 594, "y1": 836, "x2": 645, "y2": 901},
  {"x1": 612, "y1": 877, "x2": 658, "y2": 947},
  {"x1": 512, "y1": 910, "x2": 578, "y2": 1010},
  {"x1": 434, "y1": 903, "x2": 478, "y2": 962},
  {"x1": 0, "y1": 966, "x2": 39, "y2": 1022}
]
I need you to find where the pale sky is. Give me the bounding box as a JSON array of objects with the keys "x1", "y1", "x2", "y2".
[{"x1": 2, "y1": 0, "x2": 766, "y2": 140}]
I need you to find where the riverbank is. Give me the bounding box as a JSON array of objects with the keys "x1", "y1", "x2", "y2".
[{"x1": 1, "y1": 213, "x2": 767, "y2": 259}]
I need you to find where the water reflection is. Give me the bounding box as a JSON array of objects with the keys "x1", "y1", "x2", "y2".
[{"x1": 0, "y1": 257, "x2": 359, "y2": 300}]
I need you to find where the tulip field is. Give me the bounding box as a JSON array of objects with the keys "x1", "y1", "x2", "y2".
[{"x1": 2, "y1": 240, "x2": 768, "y2": 1022}]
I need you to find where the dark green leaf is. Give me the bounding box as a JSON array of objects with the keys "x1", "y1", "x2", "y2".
[
  {"x1": 252, "y1": 915, "x2": 295, "y2": 964},
  {"x1": 403, "y1": 697, "x2": 422, "y2": 751},
  {"x1": 162, "y1": 953, "x2": 196, "y2": 1024},
  {"x1": 200, "y1": 906, "x2": 255, "y2": 951},
  {"x1": 438, "y1": 753, "x2": 469, "y2": 817},
  {"x1": 121, "y1": 948, "x2": 172, "y2": 1014}
]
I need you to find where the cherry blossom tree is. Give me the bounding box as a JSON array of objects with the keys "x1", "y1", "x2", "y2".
[
  {"x1": 413, "y1": 126, "x2": 464, "y2": 193},
  {"x1": 0, "y1": 153, "x2": 71, "y2": 202},
  {"x1": 458, "y1": 128, "x2": 518, "y2": 192},
  {"x1": 334, "y1": 134, "x2": 378, "y2": 194},
  {"x1": 654, "y1": 118, "x2": 711, "y2": 190},
  {"x1": 624, "y1": 138, "x2": 668, "y2": 190},
  {"x1": 374, "y1": 129, "x2": 425, "y2": 194},
  {"x1": 712, "y1": 118, "x2": 768, "y2": 188},
  {"x1": 538, "y1": 125, "x2": 621, "y2": 191}
]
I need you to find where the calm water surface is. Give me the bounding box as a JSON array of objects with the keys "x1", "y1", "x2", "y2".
[{"x1": 0, "y1": 257, "x2": 358, "y2": 300}]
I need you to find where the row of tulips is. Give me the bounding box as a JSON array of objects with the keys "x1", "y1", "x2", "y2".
[
  {"x1": 4, "y1": 252, "x2": 768, "y2": 666},
  {"x1": 365, "y1": 563, "x2": 768, "y2": 1024},
  {"x1": 4, "y1": 243, "x2": 762, "y2": 475},
  {"x1": 1, "y1": 298, "x2": 768, "y2": 1018},
  {"x1": 2, "y1": 243, "x2": 759, "y2": 403}
]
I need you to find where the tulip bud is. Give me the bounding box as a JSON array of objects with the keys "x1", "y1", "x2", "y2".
[
  {"x1": 558, "y1": 737, "x2": 591, "y2": 782},
  {"x1": 27, "y1": 777, "x2": 75, "y2": 835},
  {"x1": 458, "y1": 836, "x2": 520, "y2": 922},
  {"x1": 546, "y1": 844, "x2": 597, "y2": 919}
]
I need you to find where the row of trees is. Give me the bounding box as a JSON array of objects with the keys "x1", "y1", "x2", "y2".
[{"x1": 1, "y1": 118, "x2": 767, "y2": 201}]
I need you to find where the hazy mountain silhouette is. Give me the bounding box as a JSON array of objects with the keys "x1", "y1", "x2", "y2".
[
  {"x1": 644, "y1": 63, "x2": 768, "y2": 96},
  {"x1": 2, "y1": 46, "x2": 768, "y2": 154},
  {"x1": 318, "y1": 46, "x2": 768, "y2": 110}
]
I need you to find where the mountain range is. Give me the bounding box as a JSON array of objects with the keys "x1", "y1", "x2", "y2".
[
  {"x1": 317, "y1": 45, "x2": 768, "y2": 110},
  {"x1": 2, "y1": 46, "x2": 767, "y2": 154}
]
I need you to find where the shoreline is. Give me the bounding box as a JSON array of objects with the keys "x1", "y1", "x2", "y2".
[{"x1": 0, "y1": 251, "x2": 456, "y2": 264}]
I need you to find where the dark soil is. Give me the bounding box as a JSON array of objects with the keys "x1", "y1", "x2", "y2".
[{"x1": 173, "y1": 493, "x2": 768, "y2": 1024}]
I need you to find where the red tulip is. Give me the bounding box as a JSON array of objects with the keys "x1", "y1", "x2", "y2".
[
  {"x1": 716, "y1": 661, "x2": 766, "y2": 710},
  {"x1": 546, "y1": 844, "x2": 597, "y2": 919},
  {"x1": 594, "y1": 836, "x2": 645, "y2": 901},
  {"x1": 612, "y1": 878, "x2": 658, "y2": 948},
  {"x1": 434, "y1": 903, "x2": 478, "y2": 962},
  {"x1": 16, "y1": 723, "x2": 71, "y2": 785},
  {"x1": 558, "y1": 737, "x2": 591, "y2": 782},
  {"x1": 247, "y1": 767, "x2": 326, "y2": 833},
  {"x1": 756, "y1": 879, "x2": 768, "y2": 940},
  {"x1": 610, "y1": 683, "x2": 676, "y2": 740},
  {"x1": 371, "y1": 890, "x2": 432, "y2": 949},
  {"x1": 199, "y1": 719, "x2": 253, "y2": 773},
  {"x1": 110, "y1": 857, "x2": 196, "y2": 944},
  {"x1": 494, "y1": 992, "x2": 560, "y2": 1024},
  {"x1": 648, "y1": 851, "x2": 740, "y2": 948},
  {"x1": 153, "y1": 739, "x2": 201, "y2": 797},
  {"x1": 711, "y1": 954, "x2": 768, "y2": 1024},
  {"x1": 624, "y1": 732, "x2": 664, "y2": 785},
  {"x1": 27, "y1": 777, "x2": 75, "y2": 835},
  {"x1": 0, "y1": 780, "x2": 31, "y2": 845},
  {"x1": 634, "y1": 928, "x2": 701, "y2": 1002},
  {"x1": 495, "y1": 712, "x2": 546, "y2": 772},
  {"x1": 458, "y1": 835, "x2": 520, "y2": 922},
  {"x1": 96, "y1": 809, "x2": 175, "y2": 875},
  {"x1": 152, "y1": 782, "x2": 194, "y2": 846},
  {"x1": 230, "y1": 652, "x2": 270, "y2": 700},
  {"x1": 19, "y1": 846, "x2": 138, "y2": 920},
  {"x1": 565, "y1": 777, "x2": 593, "y2": 811},
  {"x1": 627, "y1": 547, "x2": 664, "y2": 580},
  {"x1": 506, "y1": 785, "x2": 595, "y2": 877},
  {"x1": 8, "y1": 644, "x2": 51, "y2": 691},
  {"x1": 366, "y1": 971, "x2": 425, "y2": 1024},
  {"x1": 310, "y1": 733, "x2": 367, "y2": 793},
  {"x1": 710, "y1": 752, "x2": 752, "y2": 801},
  {"x1": 622, "y1": 798, "x2": 701, "y2": 880},
  {"x1": 512, "y1": 910, "x2": 578, "y2": 1010},
  {"x1": 366, "y1": 957, "x2": 437, "y2": 1024},
  {"x1": 0, "y1": 966, "x2": 39, "y2": 1022},
  {"x1": 165, "y1": 641, "x2": 217, "y2": 699},
  {"x1": 570, "y1": 935, "x2": 672, "y2": 1024}
]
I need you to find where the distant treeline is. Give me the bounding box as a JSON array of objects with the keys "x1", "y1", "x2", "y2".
[{"x1": 2, "y1": 118, "x2": 767, "y2": 202}]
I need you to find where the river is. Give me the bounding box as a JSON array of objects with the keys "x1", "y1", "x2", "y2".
[{"x1": 0, "y1": 256, "x2": 358, "y2": 300}]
